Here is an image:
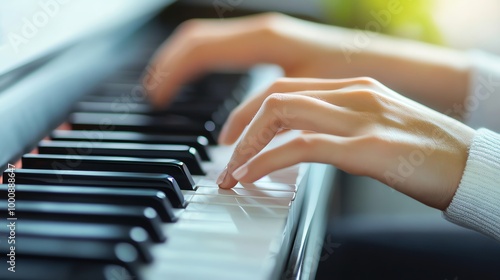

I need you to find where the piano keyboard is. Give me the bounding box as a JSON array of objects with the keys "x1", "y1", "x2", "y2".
[{"x1": 0, "y1": 17, "x2": 318, "y2": 280}]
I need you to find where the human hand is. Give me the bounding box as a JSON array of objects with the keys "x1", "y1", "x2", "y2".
[
  {"x1": 216, "y1": 77, "x2": 475, "y2": 210},
  {"x1": 145, "y1": 12, "x2": 469, "y2": 114},
  {"x1": 143, "y1": 13, "x2": 352, "y2": 105}
]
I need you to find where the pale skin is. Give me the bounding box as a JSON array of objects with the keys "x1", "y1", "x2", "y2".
[{"x1": 145, "y1": 13, "x2": 475, "y2": 211}]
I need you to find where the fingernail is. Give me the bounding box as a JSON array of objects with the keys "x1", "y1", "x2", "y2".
[
  {"x1": 232, "y1": 165, "x2": 248, "y2": 181},
  {"x1": 216, "y1": 166, "x2": 228, "y2": 185}
]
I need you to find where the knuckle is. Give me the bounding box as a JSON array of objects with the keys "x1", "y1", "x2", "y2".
[
  {"x1": 356, "y1": 89, "x2": 377, "y2": 99},
  {"x1": 352, "y1": 89, "x2": 382, "y2": 106},
  {"x1": 355, "y1": 76, "x2": 379, "y2": 86},
  {"x1": 269, "y1": 78, "x2": 293, "y2": 91},
  {"x1": 255, "y1": 12, "x2": 288, "y2": 37},
  {"x1": 353, "y1": 133, "x2": 386, "y2": 149},
  {"x1": 274, "y1": 77, "x2": 293, "y2": 85},
  {"x1": 263, "y1": 93, "x2": 286, "y2": 110},
  {"x1": 177, "y1": 19, "x2": 203, "y2": 35},
  {"x1": 170, "y1": 20, "x2": 207, "y2": 52},
  {"x1": 364, "y1": 133, "x2": 384, "y2": 144},
  {"x1": 292, "y1": 135, "x2": 316, "y2": 150},
  {"x1": 290, "y1": 135, "x2": 323, "y2": 162},
  {"x1": 259, "y1": 12, "x2": 287, "y2": 25}
]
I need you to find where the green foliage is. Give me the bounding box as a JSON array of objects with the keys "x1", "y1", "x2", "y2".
[{"x1": 323, "y1": 0, "x2": 442, "y2": 44}]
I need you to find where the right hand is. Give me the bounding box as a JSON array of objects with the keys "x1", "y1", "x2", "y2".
[
  {"x1": 215, "y1": 76, "x2": 475, "y2": 211},
  {"x1": 143, "y1": 13, "x2": 353, "y2": 106}
]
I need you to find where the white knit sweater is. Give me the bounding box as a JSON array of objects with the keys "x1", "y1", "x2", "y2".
[{"x1": 443, "y1": 51, "x2": 500, "y2": 241}]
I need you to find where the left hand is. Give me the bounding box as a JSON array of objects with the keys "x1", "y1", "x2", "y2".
[{"x1": 216, "y1": 77, "x2": 475, "y2": 210}]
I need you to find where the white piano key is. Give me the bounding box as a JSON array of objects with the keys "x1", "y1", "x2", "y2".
[
  {"x1": 180, "y1": 208, "x2": 286, "y2": 224},
  {"x1": 189, "y1": 194, "x2": 292, "y2": 208},
  {"x1": 149, "y1": 229, "x2": 284, "y2": 279},
  {"x1": 143, "y1": 251, "x2": 268, "y2": 280},
  {"x1": 145, "y1": 262, "x2": 264, "y2": 280},
  {"x1": 181, "y1": 190, "x2": 196, "y2": 202},
  {"x1": 142, "y1": 209, "x2": 289, "y2": 280},
  {"x1": 195, "y1": 187, "x2": 296, "y2": 200},
  {"x1": 144, "y1": 231, "x2": 275, "y2": 279},
  {"x1": 169, "y1": 217, "x2": 287, "y2": 237},
  {"x1": 157, "y1": 229, "x2": 277, "y2": 257},
  {"x1": 185, "y1": 203, "x2": 289, "y2": 218},
  {"x1": 196, "y1": 179, "x2": 298, "y2": 192}
]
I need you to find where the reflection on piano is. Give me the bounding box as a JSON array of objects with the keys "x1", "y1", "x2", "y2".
[{"x1": 0, "y1": 2, "x2": 336, "y2": 280}]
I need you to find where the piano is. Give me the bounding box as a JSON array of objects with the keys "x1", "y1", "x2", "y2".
[{"x1": 0, "y1": 1, "x2": 337, "y2": 279}]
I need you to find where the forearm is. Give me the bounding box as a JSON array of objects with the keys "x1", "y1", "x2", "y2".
[{"x1": 332, "y1": 32, "x2": 471, "y2": 115}]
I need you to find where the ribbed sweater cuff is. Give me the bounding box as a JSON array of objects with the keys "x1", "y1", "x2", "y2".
[{"x1": 444, "y1": 128, "x2": 500, "y2": 241}]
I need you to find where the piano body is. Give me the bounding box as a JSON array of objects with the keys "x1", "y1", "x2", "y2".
[{"x1": 0, "y1": 1, "x2": 337, "y2": 279}]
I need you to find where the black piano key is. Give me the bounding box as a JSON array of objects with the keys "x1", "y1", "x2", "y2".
[
  {"x1": 89, "y1": 83, "x2": 144, "y2": 97},
  {"x1": 104, "y1": 71, "x2": 144, "y2": 82},
  {"x1": 0, "y1": 183, "x2": 176, "y2": 222},
  {"x1": 211, "y1": 98, "x2": 237, "y2": 126},
  {"x1": 50, "y1": 130, "x2": 211, "y2": 161},
  {"x1": 38, "y1": 140, "x2": 205, "y2": 175},
  {"x1": 0, "y1": 236, "x2": 140, "y2": 278},
  {"x1": 69, "y1": 112, "x2": 219, "y2": 144},
  {"x1": 5, "y1": 169, "x2": 185, "y2": 208},
  {"x1": 74, "y1": 101, "x2": 220, "y2": 120},
  {"x1": 0, "y1": 259, "x2": 133, "y2": 280},
  {"x1": 22, "y1": 153, "x2": 195, "y2": 191},
  {"x1": 84, "y1": 83, "x2": 150, "y2": 104},
  {"x1": 74, "y1": 101, "x2": 153, "y2": 114},
  {"x1": 171, "y1": 72, "x2": 248, "y2": 103},
  {"x1": 0, "y1": 200, "x2": 165, "y2": 243},
  {"x1": 0, "y1": 220, "x2": 153, "y2": 263},
  {"x1": 81, "y1": 94, "x2": 149, "y2": 103}
]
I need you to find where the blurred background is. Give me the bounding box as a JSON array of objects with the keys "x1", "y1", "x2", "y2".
[
  {"x1": 3, "y1": 0, "x2": 500, "y2": 75},
  {"x1": 181, "y1": 0, "x2": 500, "y2": 52}
]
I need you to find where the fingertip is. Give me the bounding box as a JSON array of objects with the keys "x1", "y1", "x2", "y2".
[
  {"x1": 218, "y1": 183, "x2": 234, "y2": 189},
  {"x1": 216, "y1": 166, "x2": 236, "y2": 189},
  {"x1": 142, "y1": 74, "x2": 153, "y2": 90},
  {"x1": 146, "y1": 81, "x2": 177, "y2": 109},
  {"x1": 142, "y1": 65, "x2": 177, "y2": 108},
  {"x1": 143, "y1": 77, "x2": 161, "y2": 104},
  {"x1": 218, "y1": 177, "x2": 237, "y2": 189},
  {"x1": 141, "y1": 64, "x2": 163, "y2": 92},
  {"x1": 147, "y1": 91, "x2": 168, "y2": 109}
]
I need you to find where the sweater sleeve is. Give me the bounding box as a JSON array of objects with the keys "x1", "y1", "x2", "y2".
[{"x1": 444, "y1": 128, "x2": 500, "y2": 241}]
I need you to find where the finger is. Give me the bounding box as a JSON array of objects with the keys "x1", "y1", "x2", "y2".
[
  {"x1": 231, "y1": 134, "x2": 348, "y2": 183},
  {"x1": 217, "y1": 94, "x2": 357, "y2": 189},
  {"x1": 218, "y1": 77, "x2": 373, "y2": 145},
  {"x1": 143, "y1": 14, "x2": 295, "y2": 106}
]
